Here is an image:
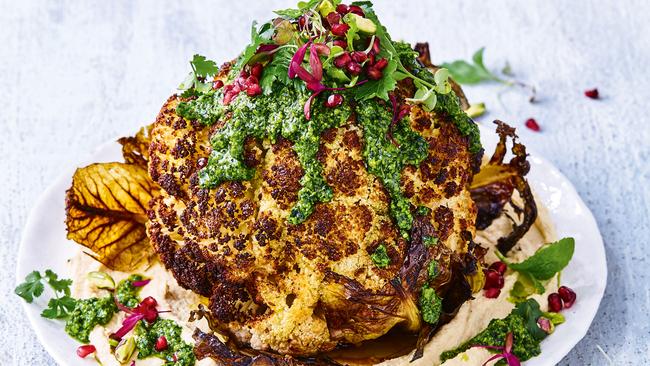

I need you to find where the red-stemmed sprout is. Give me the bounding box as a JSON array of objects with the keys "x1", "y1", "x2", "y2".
[
  {"x1": 388, "y1": 93, "x2": 411, "y2": 146},
  {"x1": 472, "y1": 332, "x2": 521, "y2": 366},
  {"x1": 289, "y1": 40, "x2": 367, "y2": 120},
  {"x1": 110, "y1": 296, "x2": 170, "y2": 341}
]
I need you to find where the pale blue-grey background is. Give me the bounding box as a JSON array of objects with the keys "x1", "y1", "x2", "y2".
[{"x1": 1, "y1": 0, "x2": 648, "y2": 364}]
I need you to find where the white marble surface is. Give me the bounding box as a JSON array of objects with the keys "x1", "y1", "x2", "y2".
[{"x1": 1, "y1": 0, "x2": 648, "y2": 364}]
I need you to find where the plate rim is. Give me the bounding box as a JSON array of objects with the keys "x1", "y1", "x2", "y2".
[{"x1": 15, "y1": 128, "x2": 607, "y2": 365}]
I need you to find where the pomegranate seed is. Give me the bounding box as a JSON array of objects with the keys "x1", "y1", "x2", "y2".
[
  {"x1": 488, "y1": 261, "x2": 507, "y2": 275},
  {"x1": 351, "y1": 51, "x2": 368, "y2": 63},
  {"x1": 246, "y1": 75, "x2": 259, "y2": 86},
  {"x1": 77, "y1": 345, "x2": 96, "y2": 358},
  {"x1": 484, "y1": 270, "x2": 503, "y2": 289},
  {"x1": 331, "y1": 23, "x2": 350, "y2": 37},
  {"x1": 336, "y1": 4, "x2": 349, "y2": 14},
  {"x1": 374, "y1": 58, "x2": 388, "y2": 70},
  {"x1": 484, "y1": 288, "x2": 501, "y2": 298},
  {"x1": 548, "y1": 293, "x2": 563, "y2": 312},
  {"x1": 212, "y1": 80, "x2": 224, "y2": 90},
  {"x1": 197, "y1": 157, "x2": 208, "y2": 168},
  {"x1": 584, "y1": 88, "x2": 599, "y2": 99},
  {"x1": 246, "y1": 83, "x2": 262, "y2": 96},
  {"x1": 348, "y1": 5, "x2": 365, "y2": 16},
  {"x1": 558, "y1": 286, "x2": 577, "y2": 308},
  {"x1": 367, "y1": 53, "x2": 376, "y2": 65},
  {"x1": 525, "y1": 118, "x2": 541, "y2": 132},
  {"x1": 334, "y1": 52, "x2": 352, "y2": 68},
  {"x1": 298, "y1": 15, "x2": 307, "y2": 29},
  {"x1": 346, "y1": 62, "x2": 361, "y2": 75},
  {"x1": 326, "y1": 12, "x2": 341, "y2": 26},
  {"x1": 250, "y1": 64, "x2": 263, "y2": 79},
  {"x1": 142, "y1": 296, "x2": 157, "y2": 307},
  {"x1": 325, "y1": 94, "x2": 344, "y2": 108},
  {"x1": 333, "y1": 40, "x2": 347, "y2": 49},
  {"x1": 155, "y1": 336, "x2": 168, "y2": 351},
  {"x1": 366, "y1": 66, "x2": 382, "y2": 80},
  {"x1": 371, "y1": 38, "x2": 381, "y2": 54},
  {"x1": 239, "y1": 70, "x2": 249, "y2": 78}
]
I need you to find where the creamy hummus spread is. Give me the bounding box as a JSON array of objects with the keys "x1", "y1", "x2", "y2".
[{"x1": 69, "y1": 195, "x2": 556, "y2": 366}]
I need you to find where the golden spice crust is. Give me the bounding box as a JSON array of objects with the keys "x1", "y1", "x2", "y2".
[{"x1": 146, "y1": 91, "x2": 477, "y2": 355}]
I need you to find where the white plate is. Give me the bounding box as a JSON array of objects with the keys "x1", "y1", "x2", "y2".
[{"x1": 16, "y1": 125, "x2": 607, "y2": 365}]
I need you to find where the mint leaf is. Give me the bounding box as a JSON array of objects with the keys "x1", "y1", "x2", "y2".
[
  {"x1": 512, "y1": 298, "x2": 547, "y2": 341},
  {"x1": 504, "y1": 238, "x2": 575, "y2": 280},
  {"x1": 15, "y1": 271, "x2": 44, "y2": 303},
  {"x1": 41, "y1": 296, "x2": 77, "y2": 319},
  {"x1": 441, "y1": 47, "x2": 503, "y2": 85}
]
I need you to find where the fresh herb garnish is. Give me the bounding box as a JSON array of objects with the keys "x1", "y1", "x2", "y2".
[
  {"x1": 371, "y1": 243, "x2": 391, "y2": 268},
  {"x1": 498, "y1": 237, "x2": 575, "y2": 301},
  {"x1": 15, "y1": 269, "x2": 77, "y2": 319},
  {"x1": 442, "y1": 47, "x2": 536, "y2": 102},
  {"x1": 441, "y1": 47, "x2": 503, "y2": 85},
  {"x1": 427, "y1": 260, "x2": 439, "y2": 279},
  {"x1": 423, "y1": 235, "x2": 439, "y2": 247},
  {"x1": 178, "y1": 54, "x2": 220, "y2": 97}
]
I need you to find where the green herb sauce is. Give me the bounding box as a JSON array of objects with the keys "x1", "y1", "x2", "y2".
[
  {"x1": 355, "y1": 100, "x2": 429, "y2": 235},
  {"x1": 370, "y1": 243, "x2": 391, "y2": 268},
  {"x1": 65, "y1": 296, "x2": 117, "y2": 343},
  {"x1": 419, "y1": 285, "x2": 442, "y2": 324},
  {"x1": 134, "y1": 319, "x2": 196, "y2": 366},
  {"x1": 177, "y1": 41, "x2": 478, "y2": 232},
  {"x1": 439, "y1": 312, "x2": 541, "y2": 363},
  {"x1": 116, "y1": 274, "x2": 144, "y2": 308},
  {"x1": 178, "y1": 84, "x2": 351, "y2": 224}
]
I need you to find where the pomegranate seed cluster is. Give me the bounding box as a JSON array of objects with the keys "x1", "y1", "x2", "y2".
[
  {"x1": 483, "y1": 261, "x2": 507, "y2": 298},
  {"x1": 216, "y1": 64, "x2": 264, "y2": 105},
  {"x1": 548, "y1": 285, "x2": 577, "y2": 312}
]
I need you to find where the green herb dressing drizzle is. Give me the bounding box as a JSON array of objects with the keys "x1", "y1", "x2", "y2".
[
  {"x1": 177, "y1": 41, "x2": 479, "y2": 232},
  {"x1": 134, "y1": 319, "x2": 196, "y2": 366}
]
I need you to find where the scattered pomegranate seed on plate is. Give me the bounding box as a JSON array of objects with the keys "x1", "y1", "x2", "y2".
[
  {"x1": 584, "y1": 88, "x2": 599, "y2": 99},
  {"x1": 525, "y1": 118, "x2": 541, "y2": 132},
  {"x1": 76, "y1": 344, "x2": 96, "y2": 358},
  {"x1": 484, "y1": 287, "x2": 501, "y2": 298}
]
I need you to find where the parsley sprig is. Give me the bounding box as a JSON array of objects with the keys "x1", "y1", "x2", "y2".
[
  {"x1": 15, "y1": 269, "x2": 77, "y2": 319},
  {"x1": 178, "y1": 54, "x2": 220, "y2": 97}
]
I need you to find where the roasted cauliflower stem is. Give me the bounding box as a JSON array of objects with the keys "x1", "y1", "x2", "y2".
[{"x1": 147, "y1": 77, "x2": 479, "y2": 356}]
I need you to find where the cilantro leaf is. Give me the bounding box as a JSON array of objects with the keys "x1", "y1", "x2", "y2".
[
  {"x1": 15, "y1": 271, "x2": 44, "y2": 303},
  {"x1": 353, "y1": 58, "x2": 397, "y2": 101},
  {"x1": 44, "y1": 269, "x2": 73, "y2": 296},
  {"x1": 41, "y1": 296, "x2": 77, "y2": 319},
  {"x1": 441, "y1": 47, "x2": 503, "y2": 85},
  {"x1": 260, "y1": 46, "x2": 300, "y2": 94},
  {"x1": 512, "y1": 298, "x2": 547, "y2": 341},
  {"x1": 190, "y1": 54, "x2": 219, "y2": 79},
  {"x1": 501, "y1": 238, "x2": 575, "y2": 281}
]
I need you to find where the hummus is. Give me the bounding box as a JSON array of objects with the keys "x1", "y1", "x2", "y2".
[{"x1": 68, "y1": 195, "x2": 556, "y2": 366}]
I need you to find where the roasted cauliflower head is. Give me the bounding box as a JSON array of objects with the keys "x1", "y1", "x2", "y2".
[{"x1": 146, "y1": 76, "x2": 479, "y2": 356}]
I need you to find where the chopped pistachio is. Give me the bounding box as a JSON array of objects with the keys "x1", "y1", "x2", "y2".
[{"x1": 465, "y1": 102, "x2": 486, "y2": 118}]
